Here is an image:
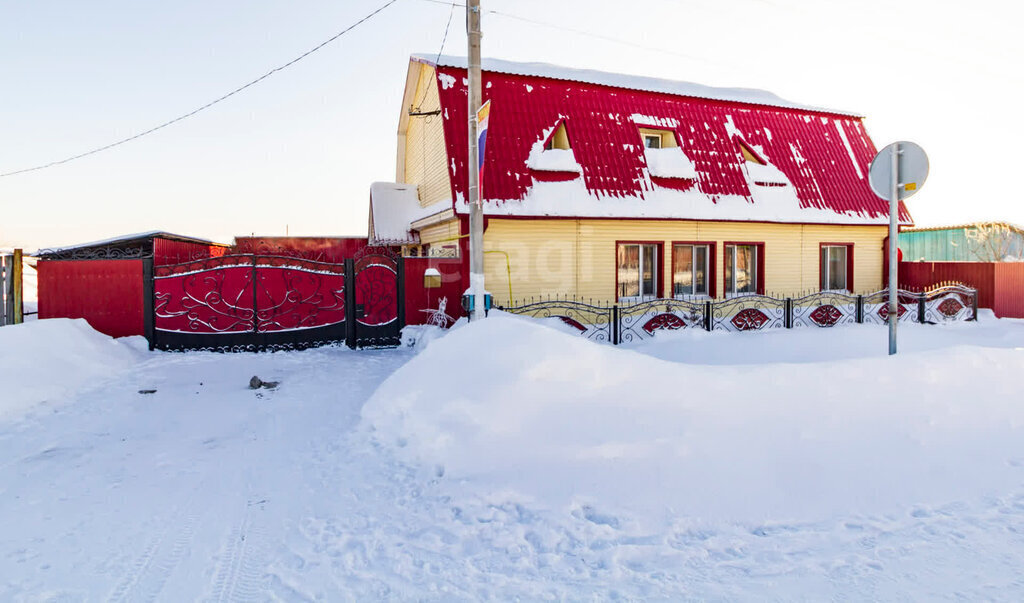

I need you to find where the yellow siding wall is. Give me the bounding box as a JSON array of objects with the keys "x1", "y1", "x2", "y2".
[
  {"x1": 404, "y1": 64, "x2": 452, "y2": 209},
  {"x1": 482, "y1": 219, "x2": 887, "y2": 304},
  {"x1": 418, "y1": 219, "x2": 462, "y2": 245}
]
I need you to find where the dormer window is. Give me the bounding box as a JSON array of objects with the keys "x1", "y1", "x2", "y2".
[
  {"x1": 736, "y1": 139, "x2": 790, "y2": 188},
  {"x1": 543, "y1": 122, "x2": 570, "y2": 150},
  {"x1": 528, "y1": 120, "x2": 582, "y2": 178},
  {"x1": 638, "y1": 128, "x2": 677, "y2": 149},
  {"x1": 638, "y1": 127, "x2": 697, "y2": 188},
  {"x1": 738, "y1": 140, "x2": 766, "y2": 165}
]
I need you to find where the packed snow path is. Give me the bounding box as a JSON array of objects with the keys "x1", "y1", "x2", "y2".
[
  {"x1": 2, "y1": 317, "x2": 1024, "y2": 599},
  {"x1": 0, "y1": 343, "x2": 416, "y2": 600}
]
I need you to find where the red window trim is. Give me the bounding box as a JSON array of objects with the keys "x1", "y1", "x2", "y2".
[
  {"x1": 723, "y1": 241, "x2": 765, "y2": 296},
  {"x1": 819, "y1": 242, "x2": 855, "y2": 292},
  {"x1": 615, "y1": 240, "x2": 665, "y2": 299},
  {"x1": 670, "y1": 240, "x2": 716, "y2": 298}
]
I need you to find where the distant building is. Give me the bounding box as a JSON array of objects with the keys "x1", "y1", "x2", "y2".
[
  {"x1": 899, "y1": 222, "x2": 1024, "y2": 262},
  {"x1": 371, "y1": 55, "x2": 913, "y2": 303}
]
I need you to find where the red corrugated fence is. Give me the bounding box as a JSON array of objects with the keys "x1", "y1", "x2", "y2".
[
  {"x1": 899, "y1": 261, "x2": 1024, "y2": 318},
  {"x1": 37, "y1": 259, "x2": 145, "y2": 337}
]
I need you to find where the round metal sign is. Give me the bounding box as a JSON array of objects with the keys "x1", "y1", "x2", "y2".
[{"x1": 869, "y1": 141, "x2": 928, "y2": 201}]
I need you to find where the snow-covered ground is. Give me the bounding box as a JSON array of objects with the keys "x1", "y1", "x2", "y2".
[{"x1": 2, "y1": 315, "x2": 1024, "y2": 599}]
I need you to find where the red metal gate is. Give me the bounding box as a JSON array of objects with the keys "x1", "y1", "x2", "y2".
[
  {"x1": 347, "y1": 247, "x2": 404, "y2": 348},
  {"x1": 149, "y1": 250, "x2": 401, "y2": 351}
]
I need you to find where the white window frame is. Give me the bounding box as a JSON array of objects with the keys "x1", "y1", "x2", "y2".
[
  {"x1": 672, "y1": 244, "x2": 710, "y2": 298},
  {"x1": 617, "y1": 243, "x2": 659, "y2": 302},
  {"x1": 821, "y1": 245, "x2": 849, "y2": 292},
  {"x1": 725, "y1": 244, "x2": 759, "y2": 297},
  {"x1": 643, "y1": 133, "x2": 662, "y2": 149}
]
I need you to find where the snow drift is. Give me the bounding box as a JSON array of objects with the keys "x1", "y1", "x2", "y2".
[
  {"x1": 0, "y1": 318, "x2": 144, "y2": 419},
  {"x1": 363, "y1": 312, "x2": 1024, "y2": 523}
]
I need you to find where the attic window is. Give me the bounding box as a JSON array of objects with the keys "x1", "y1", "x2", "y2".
[
  {"x1": 543, "y1": 122, "x2": 571, "y2": 150},
  {"x1": 638, "y1": 128, "x2": 678, "y2": 149},
  {"x1": 738, "y1": 140, "x2": 766, "y2": 165},
  {"x1": 640, "y1": 128, "x2": 697, "y2": 185}
]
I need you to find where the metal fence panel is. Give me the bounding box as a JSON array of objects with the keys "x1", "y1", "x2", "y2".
[{"x1": 498, "y1": 286, "x2": 978, "y2": 345}]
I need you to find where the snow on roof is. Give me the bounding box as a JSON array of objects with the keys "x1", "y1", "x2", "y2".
[
  {"x1": 34, "y1": 231, "x2": 227, "y2": 257},
  {"x1": 369, "y1": 183, "x2": 440, "y2": 245},
  {"x1": 422, "y1": 57, "x2": 911, "y2": 226},
  {"x1": 412, "y1": 54, "x2": 861, "y2": 117},
  {"x1": 455, "y1": 180, "x2": 904, "y2": 226}
]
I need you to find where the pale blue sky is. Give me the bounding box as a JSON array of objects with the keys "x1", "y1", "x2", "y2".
[{"x1": 2, "y1": 0, "x2": 1019, "y2": 250}]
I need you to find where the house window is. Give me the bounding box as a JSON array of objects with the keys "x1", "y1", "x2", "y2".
[
  {"x1": 617, "y1": 243, "x2": 659, "y2": 300},
  {"x1": 820, "y1": 244, "x2": 852, "y2": 291},
  {"x1": 543, "y1": 121, "x2": 571, "y2": 150},
  {"x1": 672, "y1": 244, "x2": 710, "y2": 297},
  {"x1": 638, "y1": 127, "x2": 677, "y2": 149},
  {"x1": 725, "y1": 244, "x2": 761, "y2": 296}
]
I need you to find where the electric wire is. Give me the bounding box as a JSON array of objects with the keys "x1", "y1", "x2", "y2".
[
  {"x1": 414, "y1": 0, "x2": 716, "y2": 66},
  {"x1": 412, "y1": 0, "x2": 457, "y2": 111},
  {"x1": 0, "y1": 0, "x2": 401, "y2": 178}
]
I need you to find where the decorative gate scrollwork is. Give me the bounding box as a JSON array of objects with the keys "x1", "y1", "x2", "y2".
[
  {"x1": 149, "y1": 249, "x2": 404, "y2": 351},
  {"x1": 347, "y1": 247, "x2": 404, "y2": 348}
]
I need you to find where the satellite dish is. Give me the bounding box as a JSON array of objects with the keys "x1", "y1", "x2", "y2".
[{"x1": 869, "y1": 141, "x2": 929, "y2": 201}]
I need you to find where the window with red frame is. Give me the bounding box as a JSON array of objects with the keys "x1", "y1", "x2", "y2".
[
  {"x1": 672, "y1": 243, "x2": 710, "y2": 297},
  {"x1": 725, "y1": 244, "x2": 762, "y2": 296},
  {"x1": 820, "y1": 244, "x2": 852, "y2": 291},
  {"x1": 617, "y1": 243, "x2": 659, "y2": 300}
]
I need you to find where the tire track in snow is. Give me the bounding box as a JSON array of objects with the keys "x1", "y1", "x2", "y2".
[
  {"x1": 205, "y1": 504, "x2": 268, "y2": 602},
  {"x1": 106, "y1": 510, "x2": 198, "y2": 602}
]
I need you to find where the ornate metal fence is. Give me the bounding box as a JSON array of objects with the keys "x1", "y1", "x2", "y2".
[
  {"x1": 494, "y1": 297, "x2": 614, "y2": 343},
  {"x1": 498, "y1": 285, "x2": 978, "y2": 345},
  {"x1": 618, "y1": 298, "x2": 706, "y2": 344}
]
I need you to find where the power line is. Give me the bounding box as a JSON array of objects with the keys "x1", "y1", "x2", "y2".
[
  {"x1": 0, "y1": 0, "x2": 401, "y2": 178},
  {"x1": 414, "y1": 0, "x2": 717, "y2": 66},
  {"x1": 413, "y1": 0, "x2": 457, "y2": 110}
]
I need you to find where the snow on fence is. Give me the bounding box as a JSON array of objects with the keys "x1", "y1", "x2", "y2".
[{"x1": 497, "y1": 285, "x2": 978, "y2": 345}]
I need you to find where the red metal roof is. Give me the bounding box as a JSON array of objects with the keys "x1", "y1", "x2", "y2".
[{"x1": 425, "y1": 59, "x2": 912, "y2": 225}]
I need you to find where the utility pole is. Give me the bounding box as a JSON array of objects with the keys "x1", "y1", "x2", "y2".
[{"x1": 466, "y1": 0, "x2": 486, "y2": 320}]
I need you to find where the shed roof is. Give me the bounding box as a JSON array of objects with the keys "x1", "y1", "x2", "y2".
[
  {"x1": 369, "y1": 182, "x2": 441, "y2": 245},
  {"x1": 412, "y1": 55, "x2": 912, "y2": 226},
  {"x1": 34, "y1": 231, "x2": 228, "y2": 259}
]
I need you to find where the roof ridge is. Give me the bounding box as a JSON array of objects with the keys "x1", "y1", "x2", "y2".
[{"x1": 411, "y1": 53, "x2": 862, "y2": 117}]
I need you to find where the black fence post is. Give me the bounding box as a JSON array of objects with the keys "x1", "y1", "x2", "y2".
[
  {"x1": 971, "y1": 290, "x2": 979, "y2": 321},
  {"x1": 142, "y1": 257, "x2": 155, "y2": 351},
  {"x1": 856, "y1": 295, "x2": 864, "y2": 323},
  {"x1": 918, "y1": 294, "x2": 926, "y2": 324},
  {"x1": 612, "y1": 305, "x2": 619, "y2": 345},
  {"x1": 704, "y1": 301, "x2": 713, "y2": 331},
  {"x1": 785, "y1": 298, "x2": 793, "y2": 328},
  {"x1": 344, "y1": 258, "x2": 356, "y2": 349}
]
